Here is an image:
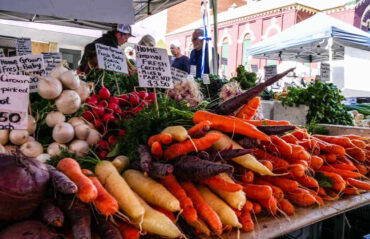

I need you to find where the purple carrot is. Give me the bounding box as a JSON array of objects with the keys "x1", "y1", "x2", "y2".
[
  {"x1": 47, "y1": 165, "x2": 78, "y2": 194},
  {"x1": 257, "y1": 125, "x2": 296, "y2": 135},
  {"x1": 192, "y1": 125, "x2": 211, "y2": 138},
  {"x1": 41, "y1": 200, "x2": 64, "y2": 227},
  {"x1": 197, "y1": 151, "x2": 210, "y2": 160},
  {"x1": 209, "y1": 149, "x2": 254, "y2": 162},
  {"x1": 62, "y1": 197, "x2": 91, "y2": 239},
  {"x1": 138, "y1": 145, "x2": 152, "y2": 174},
  {"x1": 174, "y1": 155, "x2": 234, "y2": 181},
  {"x1": 215, "y1": 68, "x2": 295, "y2": 115},
  {"x1": 238, "y1": 137, "x2": 258, "y2": 149},
  {"x1": 149, "y1": 162, "x2": 174, "y2": 179},
  {"x1": 96, "y1": 216, "x2": 122, "y2": 239}
]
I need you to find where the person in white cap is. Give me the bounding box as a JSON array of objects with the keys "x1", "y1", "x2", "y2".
[
  {"x1": 78, "y1": 24, "x2": 134, "y2": 74},
  {"x1": 170, "y1": 40, "x2": 190, "y2": 73}
]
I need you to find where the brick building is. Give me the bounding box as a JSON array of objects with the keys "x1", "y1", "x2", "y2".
[{"x1": 165, "y1": 0, "x2": 365, "y2": 78}]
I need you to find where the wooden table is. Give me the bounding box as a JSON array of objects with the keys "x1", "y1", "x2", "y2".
[{"x1": 213, "y1": 193, "x2": 370, "y2": 239}]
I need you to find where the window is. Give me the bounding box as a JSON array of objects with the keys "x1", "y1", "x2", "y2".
[
  {"x1": 242, "y1": 34, "x2": 252, "y2": 69},
  {"x1": 267, "y1": 59, "x2": 277, "y2": 66},
  {"x1": 221, "y1": 38, "x2": 229, "y2": 76}
]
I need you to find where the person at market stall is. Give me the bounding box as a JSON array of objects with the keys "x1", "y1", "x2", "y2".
[
  {"x1": 189, "y1": 28, "x2": 217, "y2": 79},
  {"x1": 78, "y1": 24, "x2": 135, "y2": 74},
  {"x1": 170, "y1": 40, "x2": 190, "y2": 73},
  {"x1": 138, "y1": 34, "x2": 156, "y2": 47}
]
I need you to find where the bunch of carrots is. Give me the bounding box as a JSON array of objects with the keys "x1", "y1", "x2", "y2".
[{"x1": 48, "y1": 93, "x2": 369, "y2": 239}]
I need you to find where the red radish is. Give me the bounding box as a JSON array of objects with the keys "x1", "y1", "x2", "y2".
[
  {"x1": 103, "y1": 113, "x2": 115, "y2": 122},
  {"x1": 131, "y1": 107, "x2": 142, "y2": 116},
  {"x1": 94, "y1": 119, "x2": 103, "y2": 128},
  {"x1": 83, "y1": 110, "x2": 94, "y2": 121},
  {"x1": 86, "y1": 97, "x2": 98, "y2": 105},
  {"x1": 115, "y1": 108, "x2": 122, "y2": 115},
  {"x1": 108, "y1": 103, "x2": 119, "y2": 111},
  {"x1": 93, "y1": 105, "x2": 105, "y2": 117},
  {"x1": 98, "y1": 150, "x2": 108, "y2": 159},
  {"x1": 99, "y1": 87, "x2": 111, "y2": 99},
  {"x1": 138, "y1": 91, "x2": 148, "y2": 99},
  {"x1": 147, "y1": 93, "x2": 156, "y2": 103},
  {"x1": 129, "y1": 94, "x2": 140, "y2": 106},
  {"x1": 98, "y1": 140, "x2": 109, "y2": 149},
  {"x1": 109, "y1": 97, "x2": 119, "y2": 105},
  {"x1": 118, "y1": 129, "x2": 126, "y2": 137},
  {"x1": 118, "y1": 94, "x2": 129, "y2": 106},
  {"x1": 98, "y1": 100, "x2": 108, "y2": 108},
  {"x1": 108, "y1": 135, "x2": 117, "y2": 145}
]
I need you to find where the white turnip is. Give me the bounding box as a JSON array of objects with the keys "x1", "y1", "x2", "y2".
[
  {"x1": 36, "y1": 154, "x2": 51, "y2": 163},
  {"x1": 27, "y1": 115, "x2": 37, "y2": 135},
  {"x1": 50, "y1": 65, "x2": 68, "y2": 79},
  {"x1": 0, "y1": 144, "x2": 5, "y2": 154},
  {"x1": 45, "y1": 111, "x2": 65, "y2": 128},
  {"x1": 67, "y1": 117, "x2": 85, "y2": 127},
  {"x1": 47, "y1": 142, "x2": 67, "y2": 157},
  {"x1": 20, "y1": 141, "x2": 43, "y2": 158},
  {"x1": 9, "y1": 130, "x2": 29, "y2": 145},
  {"x1": 74, "y1": 124, "x2": 90, "y2": 140},
  {"x1": 86, "y1": 129, "x2": 101, "y2": 146},
  {"x1": 76, "y1": 81, "x2": 91, "y2": 102},
  {"x1": 27, "y1": 136, "x2": 35, "y2": 142},
  {"x1": 37, "y1": 77, "x2": 63, "y2": 99},
  {"x1": 0, "y1": 130, "x2": 9, "y2": 145},
  {"x1": 55, "y1": 90, "x2": 81, "y2": 115},
  {"x1": 69, "y1": 140, "x2": 89, "y2": 157},
  {"x1": 60, "y1": 70, "x2": 80, "y2": 90},
  {"x1": 52, "y1": 123, "x2": 74, "y2": 144}
]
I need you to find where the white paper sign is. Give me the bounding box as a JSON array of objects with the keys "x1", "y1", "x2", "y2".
[
  {"x1": 0, "y1": 54, "x2": 45, "y2": 92},
  {"x1": 0, "y1": 49, "x2": 4, "y2": 58},
  {"x1": 95, "y1": 43, "x2": 128, "y2": 74},
  {"x1": 0, "y1": 74, "x2": 30, "y2": 130},
  {"x1": 320, "y1": 63, "x2": 330, "y2": 82},
  {"x1": 251, "y1": 64, "x2": 258, "y2": 73},
  {"x1": 202, "y1": 74, "x2": 210, "y2": 85},
  {"x1": 135, "y1": 45, "x2": 173, "y2": 89},
  {"x1": 16, "y1": 38, "x2": 32, "y2": 56},
  {"x1": 190, "y1": 65, "x2": 197, "y2": 78},
  {"x1": 171, "y1": 67, "x2": 188, "y2": 82},
  {"x1": 264, "y1": 65, "x2": 277, "y2": 79},
  {"x1": 42, "y1": 52, "x2": 62, "y2": 75}
]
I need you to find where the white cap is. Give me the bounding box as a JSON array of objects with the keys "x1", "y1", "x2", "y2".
[{"x1": 116, "y1": 24, "x2": 135, "y2": 37}]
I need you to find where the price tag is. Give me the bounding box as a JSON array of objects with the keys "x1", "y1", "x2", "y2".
[
  {"x1": 190, "y1": 65, "x2": 197, "y2": 78},
  {"x1": 135, "y1": 45, "x2": 173, "y2": 89},
  {"x1": 171, "y1": 67, "x2": 188, "y2": 82},
  {"x1": 320, "y1": 63, "x2": 330, "y2": 82},
  {"x1": 264, "y1": 65, "x2": 277, "y2": 79},
  {"x1": 42, "y1": 52, "x2": 62, "y2": 75},
  {"x1": 95, "y1": 43, "x2": 128, "y2": 74},
  {"x1": 0, "y1": 54, "x2": 45, "y2": 93},
  {"x1": 202, "y1": 74, "x2": 210, "y2": 84},
  {"x1": 16, "y1": 38, "x2": 32, "y2": 56},
  {"x1": 0, "y1": 49, "x2": 4, "y2": 58},
  {"x1": 0, "y1": 74, "x2": 30, "y2": 130}
]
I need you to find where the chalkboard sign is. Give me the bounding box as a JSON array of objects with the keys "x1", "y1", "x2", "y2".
[
  {"x1": 264, "y1": 65, "x2": 277, "y2": 79},
  {"x1": 0, "y1": 54, "x2": 45, "y2": 93},
  {"x1": 95, "y1": 43, "x2": 128, "y2": 74},
  {"x1": 320, "y1": 63, "x2": 330, "y2": 82},
  {"x1": 42, "y1": 52, "x2": 62, "y2": 75},
  {"x1": 0, "y1": 74, "x2": 30, "y2": 130},
  {"x1": 135, "y1": 45, "x2": 173, "y2": 89},
  {"x1": 16, "y1": 38, "x2": 32, "y2": 56},
  {"x1": 171, "y1": 67, "x2": 188, "y2": 82},
  {"x1": 0, "y1": 49, "x2": 4, "y2": 58}
]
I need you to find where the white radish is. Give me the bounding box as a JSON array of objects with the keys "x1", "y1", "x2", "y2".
[
  {"x1": 69, "y1": 140, "x2": 89, "y2": 157},
  {"x1": 27, "y1": 115, "x2": 37, "y2": 135},
  {"x1": 55, "y1": 90, "x2": 81, "y2": 115},
  {"x1": 76, "y1": 81, "x2": 91, "y2": 102},
  {"x1": 86, "y1": 129, "x2": 101, "y2": 146},
  {"x1": 46, "y1": 111, "x2": 66, "y2": 128},
  {"x1": 50, "y1": 65, "x2": 68, "y2": 79},
  {"x1": 36, "y1": 153, "x2": 51, "y2": 163},
  {"x1": 74, "y1": 124, "x2": 90, "y2": 140},
  {"x1": 27, "y1": 136, "x2": 35, "y2": 142},
  {"x1": 37, "y1": 77, "x2": 63, "y2": 99},
  {"x1": 68, "y1": 117, "x2": 85, "y2": 127},
  {"x1": 60, "y1": 70, "x2": 80, "y2": 90},
  {"x1": 9, "y1": 130, "x2": 29, "y2": 145},
  {"x1": 52, "y1": 123, "x2": 74, "y2": 143},
  {"x1": 20, "y1": 141, "x2": 43, "y2": 158},
  {"x1": 0, "y1": 130, "x2": 9, "y2": 145},
  {"x1": 47, "y1": 142, "x2": 67, "y2": 157}
]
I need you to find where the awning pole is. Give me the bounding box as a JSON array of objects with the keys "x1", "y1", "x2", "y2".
[
  {"x1": 212, "y1": 0, "x2": 218, "y2": 75},
  {"x1": 309, "y1": 55, "x2": 312, "y2": 78},
  {"x1": 328, "y1": 37, "x2": 333, "y2": 82}
]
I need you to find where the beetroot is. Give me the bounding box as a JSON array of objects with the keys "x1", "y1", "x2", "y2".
[
  {"x1": 0, "y1": 220, "x2": 58, "y2": 239},
  {"x1": 0, "y1": 154, "x2": 50, "y2": 221}
]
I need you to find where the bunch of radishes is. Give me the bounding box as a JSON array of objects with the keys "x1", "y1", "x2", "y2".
[{"x1": 82, "y1": 88, "x2": 155, "y2": 159}]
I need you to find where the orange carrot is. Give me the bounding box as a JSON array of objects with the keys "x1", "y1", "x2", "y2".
[
  {"x1": 252, "y1": 202, "x2": 261, "y2": 214},
  {"x1": 82, "y1": 169, "x2": 119, "y2": 216},
  {"x1": 351, "y1": 139, "x2": 366, "y2": 149},
  {"x1": 314, "y1": 195, "x2": 324, "y2": 206},
  {"x1": 291, "y1": 129, "x2": 309, "y2": 140},
  {"x1": 339, "y1": 156, "x2": 355, "y2": 166},
  {"x1": 298, "y1": 139, "x2": 319, "y2": 151},
  {"x1": 236, "y1": 97, "x2": 261, "y2": 120},
  {"x1": 346, "y1": 147, "x2": 366, "y2": 162},
  {"x1": 193, "y1": 111, "x2": 270, "y2": 141},
  {"x1": 152, "y1": 205, "x2": 176, "y2": 222},
  {"x1": 243, "y1": 200, "x2": 254, "y2": 212},
  {"x1": 279, "y1": 199, "x2": 295, "y2": 215},
  {"x1": 343, "y1": 135, "x2": 366, "y2": 140},
  {"x1": 160, "y1": 174, "x2": 198, "y2": 223},
  {"x1": 151, "y1": 141, "x2": 163, "y2": 158},
  {"x1": 343, "y1": 187, "x2": 360, "y2": 195},
  {"x1": 200, "y1": 175, "x2": 243, "y2": 192},
  {"x1": 164, "y1": 133, "x2": 222, "y2": 160},
  {"x1": 346, "y1": 178, "x2": 370, "y2": 191},
  {"x1": 318, "y1": 166, "x2": 363, "y2": 179},
  {"x1": 281, "y1": 134, "x2": 298, "y2": 144},
  {"x1": 265, "y1": 177, "x2": 299, "y2": 192},
  {"x1": 326, "y1": 154, "x2": 337, "y2": 163},
  {"x1": 252, "y1": 148, "x2": 289, "y2": 172},
  {"x1": 239, "y1": 210, "x2": 254, "y2": 232},
  {"x1": 286, "y1": 188, "x2": 316, "y2": 207},
  {"x1": 57, "y1": 158, "x2": 97, "y2": 203},
  {"x1": 296, "y1": 175, "x2": 319, "y2": 188},
  {"x1": 246, "y1": 119, "x2": 291, "y2": 126},
  {"x1": 318, "y1": 187, "x2": 327, "y2": 196},
  {"x1": 181, "y1": 182, "x2": 223, "y2": 235},
  {"x1": 313, "y1": 135, "x2": 354, "y2": 148},
  {"x1": 117, "y1": 221, "x2": 140, "y2": 239},
  {"x1": 310, "y1": 155, "x2": 324, "y2": 170},
  {"x1": 188, "y1": 120, "x2": 212, "y2": 137},
  {"x1": 288, "y1": 144, "x2": 310, "y2": 162},
  {"x1": 317, "y1": 171, "x2": 346, "y2": 192},
  {"x1": 355, "y1": 163, "x2": 368, "y2": 176},
  {"x1": 240, "y1": 171, "x2": 254, "y2": 184},
  {"x1": 259, "y1": 160, "x2": 274, "y2": 172},
  {"x1": 271, "y1": 135, "x2": 293, "y2": 157},
  {"x1": 259, "y1": 196, "x2": 278, "y2": 215},
  {"x1": 242, "y1": 183, "x2": 272, "y2": 200},
  {"x1": 148, "y1": 133, "x2": 172, "y2": 146},
  {"x1": 289, "y1": 164, "x2": 306, "y2": 178},
  {"x1": 331, "y1": 163, "x2": 357, "y2": 171},
  {"x1": 313, "y1": 138, "x2": 346, "y2": 156},
  {"x1": 254, "y1": 178, "x2": 284, "y2": 202}
]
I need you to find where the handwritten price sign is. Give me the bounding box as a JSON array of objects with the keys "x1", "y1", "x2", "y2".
[
  {"x1": 0, "y1": 74, "x2": 30, "y2": 130},
  {"x1": 95, "y1": 43, "x2": 128, "y2": 74},
  {"x1": 136, "y1": 45, "x2": 173, "y2": 89}
]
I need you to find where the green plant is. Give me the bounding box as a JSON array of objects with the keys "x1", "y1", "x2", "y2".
[
  {"x1": 196, "y1": 74, "x2": 228, "y2": 100},
  {"x1": 230, "y1": 65, "x2": 257, "y2": 90},
  {"x1": 281, "y1": 80, "x2": 353, "y2": 126}
]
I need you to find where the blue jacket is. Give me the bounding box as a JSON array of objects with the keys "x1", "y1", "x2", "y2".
[{"x1": 189, "y1": 45, "x2": 210, "y2": 79}]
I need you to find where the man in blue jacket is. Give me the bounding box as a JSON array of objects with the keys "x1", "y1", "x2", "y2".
[{"x1": 189, "y1": 28, "x2": 211, "y2": 79}]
